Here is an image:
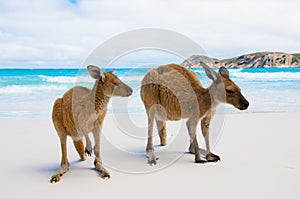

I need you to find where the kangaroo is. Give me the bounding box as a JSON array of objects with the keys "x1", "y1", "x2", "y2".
[
  {"x1": 140, "y1": 62, "x2": 249, "y2": 165},
  {"x1": 50, "y1": 65, "x2": 133, "y2": 183}
]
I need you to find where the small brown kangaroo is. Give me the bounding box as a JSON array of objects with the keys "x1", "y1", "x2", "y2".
[
  {"x1": 140, "y1": 62, "x2": 249, "y2": 165},
  {"x1": 50, "y1": 65, "x2": 133, "y2": 183}
]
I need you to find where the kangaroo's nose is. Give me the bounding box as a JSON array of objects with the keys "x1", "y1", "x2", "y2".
[
  {"x1": 242, "y1": 100, "x2": 249, "y2": 110},
  {"x1": 126, "y1": 87, "x2": 133, "y2": 96}
]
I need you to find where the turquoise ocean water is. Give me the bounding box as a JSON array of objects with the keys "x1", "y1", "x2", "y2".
[{"x1": 1, "y1": 67, "x2": 300, "y2": 119}]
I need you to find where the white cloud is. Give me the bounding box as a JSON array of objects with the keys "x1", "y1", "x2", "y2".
[{"x1": 0, "y1": 0, "x2": 299, "y2": 67}]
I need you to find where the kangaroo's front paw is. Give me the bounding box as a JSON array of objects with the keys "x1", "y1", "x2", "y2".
[
  {"x1": 50, "y1": 173, "x2": 62, "y2": 183},
  {"x1": 206, "y1": 153, "x2": 221, "y2": 162},
  {"x1": 100, "y1": 169, "x2": 110, "y2": 180},
  {"x1": 85, "y1": 147, "x2": 92, "y2": 156}
]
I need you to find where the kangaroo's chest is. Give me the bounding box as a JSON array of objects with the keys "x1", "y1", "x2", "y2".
[{"x1": 75, "y1": 112, "x2": 100, "y2": 136}]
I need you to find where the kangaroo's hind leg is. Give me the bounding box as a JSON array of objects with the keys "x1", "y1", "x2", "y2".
[
  {"x1": 50, "y1": 135, "x2": 70, "y2": 183},
  {"x1": 141, "y1": 83, "x2": 160, "y2": 165},
  {"x1": 146, "y1": 112, "x2": 159, "y2": 165},
  {"x1": 156, "y1": 118, "x2": 167, "y2": 146},
  {"x1": 50, "y1": 98, "x2": 70, "y2": 183}
]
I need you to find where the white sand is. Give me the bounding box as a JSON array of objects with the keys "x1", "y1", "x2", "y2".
[{"x1": 0, "y1": 112, "x2": 299, "y2": 199}]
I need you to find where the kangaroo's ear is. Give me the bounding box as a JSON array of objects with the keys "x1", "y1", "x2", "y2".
[
  {"x1": 107, "y1": 70, "x2": 116, "y2": 74},
  {"x1": 87, "y1": 65, "x2": 105, "y2": 82},
  {"x1": 200, "y1": 61, "x2": 219, "y2": 82},
  {"x1": 219, "y1": 67, "x2": 229, "y2": 77}
]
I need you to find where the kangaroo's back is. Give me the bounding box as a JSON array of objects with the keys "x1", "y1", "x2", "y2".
[{"x1": 141, "y1": 64, "x2": 202, "y2": 120}]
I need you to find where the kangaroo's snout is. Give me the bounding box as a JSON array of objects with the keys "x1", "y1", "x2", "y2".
[
  {"x1": 239, "y1": 99, "x2": 249, "y2": 110},
  {"x1": 125, "y1": 86, "x2": 133, "y2": 97}
]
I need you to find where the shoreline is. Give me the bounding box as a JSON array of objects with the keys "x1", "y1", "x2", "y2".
[{"x1": 1, "y1": 110, "x2": 299, "y2": 121}]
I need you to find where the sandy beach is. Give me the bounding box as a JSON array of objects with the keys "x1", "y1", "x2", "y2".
[{"x1": 0, "y1": 112, "x2": 299, "y2": 199}]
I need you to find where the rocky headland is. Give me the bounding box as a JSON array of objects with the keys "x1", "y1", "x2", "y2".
[{"x1": 181, "y1": 52, "x2": 300, "y2": 68}]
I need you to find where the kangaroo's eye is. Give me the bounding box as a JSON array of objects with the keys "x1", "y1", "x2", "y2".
[
  {"x1": 114, "y1": 82, "x2": 119, "y2": 86},
  {"x1": 226, "y1": 89, "x2": 234, "y2": 94}
]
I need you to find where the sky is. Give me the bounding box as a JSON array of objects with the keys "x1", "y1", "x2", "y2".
[{"x1": 0, "y1": 0, "x2": 299, "y2": 68}]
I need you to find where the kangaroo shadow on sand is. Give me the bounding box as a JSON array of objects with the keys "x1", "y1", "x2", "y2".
[{"x1": 35, "y1": 159, "x2": 83, "y2": 175}]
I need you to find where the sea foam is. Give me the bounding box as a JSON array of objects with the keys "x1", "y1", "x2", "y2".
[
  {"x1": 39, "y1": 75, "x2": 142, "y2": 83},
  {"x1": 230, "y1": 71, "x2": 300, "y2": 80},
  {"x1": 39, "y1": 75, "x2": 93, "y2": 83},
  {"x1": 0, "y1": 85, "x2": 67, "y2": 94},
  {"x1": 194, "y1": 69, "x2": 300, "y2": 80}
]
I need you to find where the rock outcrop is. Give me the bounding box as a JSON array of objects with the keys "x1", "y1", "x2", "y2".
[{"x1": 181, "y1": 52, "x2": 300, "y2": 68}]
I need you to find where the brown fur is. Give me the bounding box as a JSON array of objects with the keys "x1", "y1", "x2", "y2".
[
  {"x1": 50, "y1": 65, "x2": 132, "y2": 183},
  {"x1": 141, "y1": 63, "x2": 249, "y2": 164}
]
